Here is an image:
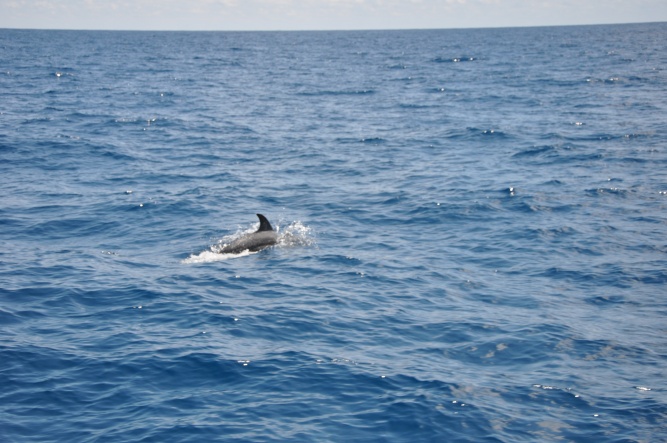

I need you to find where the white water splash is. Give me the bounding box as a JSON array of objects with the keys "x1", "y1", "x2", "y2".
[
  {"x1": 277, "y1": 220, "x2": 316, "y2": 249},
  {"x1": 181, "y1": 249, "x2": 254, "y2": 264}
]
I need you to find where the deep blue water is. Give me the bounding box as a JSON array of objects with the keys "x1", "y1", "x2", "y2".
[{"x1": 1, "y1": 23, "x2": 666, "y2": 442}]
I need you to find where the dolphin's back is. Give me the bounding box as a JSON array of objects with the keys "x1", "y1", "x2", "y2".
[
  {"x1": 219, "y1": 214, "x2": 278, "y2": 254},
  {"x1": 221, "y1": 230, "x2": 278, "y2": 254}
]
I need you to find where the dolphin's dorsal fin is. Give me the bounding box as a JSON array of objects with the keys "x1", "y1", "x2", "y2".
[{"x1": 256, "y1": 214, "x2": 274, "y2": 232}]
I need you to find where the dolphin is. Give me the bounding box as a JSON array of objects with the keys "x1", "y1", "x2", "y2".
[{"x1": 219, "y1": 214, "x2": 278, "y2": 254}]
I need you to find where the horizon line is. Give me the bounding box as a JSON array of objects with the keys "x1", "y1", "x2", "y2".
[{"x1": 1, "y1": 20, "x2": 664, "y2": 34}]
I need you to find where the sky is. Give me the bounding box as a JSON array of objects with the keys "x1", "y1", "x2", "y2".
[{"x1": 1, "y1": 0, "x2": 666, "y2": 31}]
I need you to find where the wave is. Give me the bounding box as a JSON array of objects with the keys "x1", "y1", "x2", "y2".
[
  {"x1": 433, "y1": 56, "x2": 477, "y2": 63},
  {"x1": 296, "y1": 89, "x2": 376, "y2": 96}
]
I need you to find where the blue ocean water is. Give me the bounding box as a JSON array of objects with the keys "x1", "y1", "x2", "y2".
[{"x1": 1, "y1": 23, "x2": 666, "y2": 442}]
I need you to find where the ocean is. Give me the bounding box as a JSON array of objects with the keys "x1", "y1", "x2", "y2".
[{"x1": 1, "y1": 23, "x2": 666, "y2": 442}]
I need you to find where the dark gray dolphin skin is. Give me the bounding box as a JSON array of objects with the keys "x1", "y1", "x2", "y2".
[{"x1": 219, "y1": 214, "x2": 278, "y2": 254}]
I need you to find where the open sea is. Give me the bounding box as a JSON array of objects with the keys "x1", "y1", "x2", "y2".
[{"x1": 1, "y1": 22, "x2": 666, "y2": 442}]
